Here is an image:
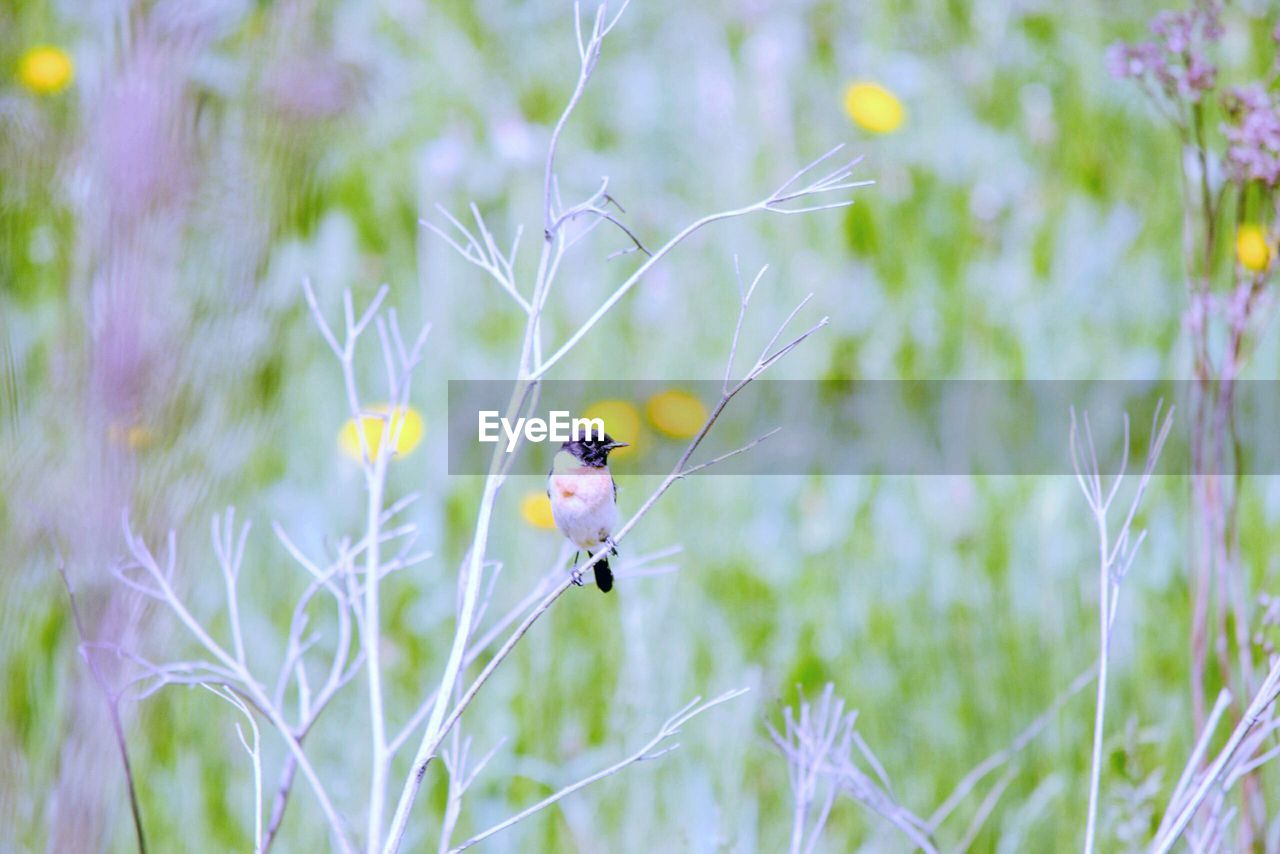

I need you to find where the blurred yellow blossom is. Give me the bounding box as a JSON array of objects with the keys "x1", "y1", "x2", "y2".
[
  {"x1": 843, "y1": 81, "x2": 904, "y2": 134},
  {"x1": 520, "y1": 491, "x2": 557, "y2": 530},
  {"x1": 18, "y1": 46, "x2": 74, "y2": 95},
  {"x1": 645, "y1": 389, "x2": 707, "y2": 438},
  {"x1": 581, "y1": 399, "x2": 640, "y2": 457},
  {"x1": 108, "y1": 422, "x2": 154, "y2": 450},
  {"x1": 339, "y1": 404, "x2": 424, "y2": 461},
  {"x1": 1236, "y1": 224, "x2": 1271, "y2": 273}
]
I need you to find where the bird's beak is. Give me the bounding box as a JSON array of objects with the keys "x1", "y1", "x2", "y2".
[{"x1": 607, "y1": 441, "x2": 629, "y2": 450}]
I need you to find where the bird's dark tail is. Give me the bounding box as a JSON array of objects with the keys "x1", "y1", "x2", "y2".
[{"x1": 593, "y1": 554, "x2": 614, "y2": 593}]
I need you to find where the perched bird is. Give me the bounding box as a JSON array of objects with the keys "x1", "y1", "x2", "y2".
[{"x1": 548, "y1": 432, "x2": 628, "y2": 592}]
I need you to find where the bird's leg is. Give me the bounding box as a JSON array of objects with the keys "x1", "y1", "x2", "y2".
[
  {"x1": 605, "y1": 536, "x2": 619, "y2": 557},
  {"x1": 570, "y1": 550, "x2": 585, "y2": 586}
]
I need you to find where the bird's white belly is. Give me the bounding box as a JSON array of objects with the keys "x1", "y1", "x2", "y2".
[{"x1": 549, "y1": 471, "x2": 618, "y2": 550}]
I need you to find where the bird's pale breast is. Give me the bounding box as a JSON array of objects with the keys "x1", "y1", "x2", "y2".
[
  {"x1": 550, "y1": 466, "x2": 612, "y2": 507},
  {"x1": 549, "y1": 466, "x2": 617, "y2": 550}
]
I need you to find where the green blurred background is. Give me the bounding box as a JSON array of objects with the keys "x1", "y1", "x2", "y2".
[{"x1": 3, "y1": 0, "x2": 1280, "y2": 851}]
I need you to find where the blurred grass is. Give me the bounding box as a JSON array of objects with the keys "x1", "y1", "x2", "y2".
[{"x1": 4, "y1": 0, "x2": 1280, "y2": 851}]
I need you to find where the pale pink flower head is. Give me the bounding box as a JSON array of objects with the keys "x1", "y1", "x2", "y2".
[
  {"x1": 1223, "y1": 84, "x2": 1280, "y2": 186},
  {"x1": 1106, "y1": 1, "x2": 1222, "y2": 103}
]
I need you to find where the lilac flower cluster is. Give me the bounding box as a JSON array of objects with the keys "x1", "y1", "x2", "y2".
[
  {"x1": 1108, "y1": 2, "x2": 1280, "y2": 188},
  {"x1": 1106, "y1": 1, "x2": 1223, "y2": 103},
  {"x1": 1223, "y1": 84, "x2": 1280, "y2": 186}
]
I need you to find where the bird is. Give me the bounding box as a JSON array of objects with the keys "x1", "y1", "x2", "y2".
[{"x1": 547, "y1": 432, "x2": 628, "y2": 592}]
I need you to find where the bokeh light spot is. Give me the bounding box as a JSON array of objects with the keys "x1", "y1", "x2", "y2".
[
  {"x1": 581, "y1": 399, "x2": 641, "y2": 458},
  {"x1": 19, "y1": 46, "x2": 74, "y2": 95},
  {"x1": 1236, "y1": 224, "x2": 1271, "y2": 273},
  {"x1": 645, "y1": 389, "x2": 707, "y2": 438},
  {"x1": 339, "y1": 404, "x2": 424, "y2": 462},
  {"x1": 843, "y1": 81, "x2": 904, "y2": 134},
  {"x1": 520, "y1": 491, "x2": 557, "y2": 530}
]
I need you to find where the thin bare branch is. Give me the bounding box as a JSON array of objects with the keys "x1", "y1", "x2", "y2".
[
  {"x1": 1155, "y1": 659, "x2": 1280, "y2": 852},
  {"x1": 448, "y1": 688, "x2": 748, "y2": 851},
  {"x1": 58, "y1": 563, "x2": 149, "y2": 854},
  {"x1": 1074, "y1": 402, "x2": 1175, "y2": 854},
  {"x1": 927, "y1": 665, "x2": 1096, "y2": 832}
]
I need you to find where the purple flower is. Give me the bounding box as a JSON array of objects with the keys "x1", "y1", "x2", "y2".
[
  {"x1": 1106, "y1": 41, "x2": 1160, "y2": 80},
  {"x1": 1222, "y1": 84, "x2": 1280, "y2": 186},
  {"x1": 1151, "y1": 10, "x2": 1193, "y2": 53},
  {"x1": 1107, "y1": 1, "x2": 1222, "y2": 103},
  {"x1": 1182, "y1": 53, "x2": 1217, "y2": 99}
]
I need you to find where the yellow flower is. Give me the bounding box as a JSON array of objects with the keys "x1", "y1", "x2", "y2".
[
  {"x1": 1236, "y1": 225, "x2": 1271, "y2": 273},
  {"x1": 108, "y1": 422, "x2": 154, "y2": 450},
  {"x1": 339, "y1": 404, "x2": 424, "y2": 462},
  {"x1": 645, "y1": 389, "x2": 707, "y2": 439},
  {"x1": 843, "y1": 81, "x2": 905, "y2": 134},
  {"x1": 520, "y1": 491, "x2": 557, "y2": 530},
  {"x1": 18, "y1": 46, "x2": 74, "y2": 95},
  {"x1": 581, "y1": 399, "x2": 641, "y2": 458}
]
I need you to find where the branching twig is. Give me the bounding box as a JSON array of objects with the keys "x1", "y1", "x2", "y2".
[
  {"x1": 385, "y1": 262, "x2": 827, "y2": 851},
  {"x1": 302, "y1": 279, "x2": 429, "y2": 853},
  {"x1": 118, "y1": 518, "x2": 355, "y2": 853},
  {"x1": 57, "y1": 564, "x2": 149, "y2": 854},
  {"x1": 1154, "y1": 659, "x2": 1280, "y2": 852},
  {"x1": 205, "y1": 685, "x2": 264, "y2": 853},
  {"x1": 386, "y1": 547, "x2": 680, "y2": 758},
  {"x1": 1070, "y1": 402, "x2": 1174, "y2": 854},
  {"x1": 437, "y1": 723, "x2": 506, "y2": 854},
  {"x1": 773, "y1": 665, "x2": 1099, "y2": 853},
  {"x1": 386, "y1": 3, "x2": 857, "y2": 849},
  {"x1": 106, "y1": 285, "x2": 429, "y2": 854},
  {"x1": 769, "y1": 685, "x2": 938, "y2": 854},
  {"x1": 952, "y1": 766, "x2": 1017, "y2": 854},
  {"x1": 421, "y1": 205, "x2": 530, "y2": 313},
  {"x1": 448, "y1": 688, "x2": 749, "y2": 851},
  {"x1": 530, "y1": 150, "x2": 858, "y2": 380},
  {"x1": 926, "y1": 664, "x2": 1097, "y2": 833}
]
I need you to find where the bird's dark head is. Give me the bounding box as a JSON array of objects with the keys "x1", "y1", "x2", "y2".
[{"x1": 561, "y1": 432, "x2": 628, "y2": 467}]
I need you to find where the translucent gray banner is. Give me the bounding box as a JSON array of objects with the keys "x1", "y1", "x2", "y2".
[{"x1": 446, "y1": 380, "x2": 1277, "y2": 475}]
